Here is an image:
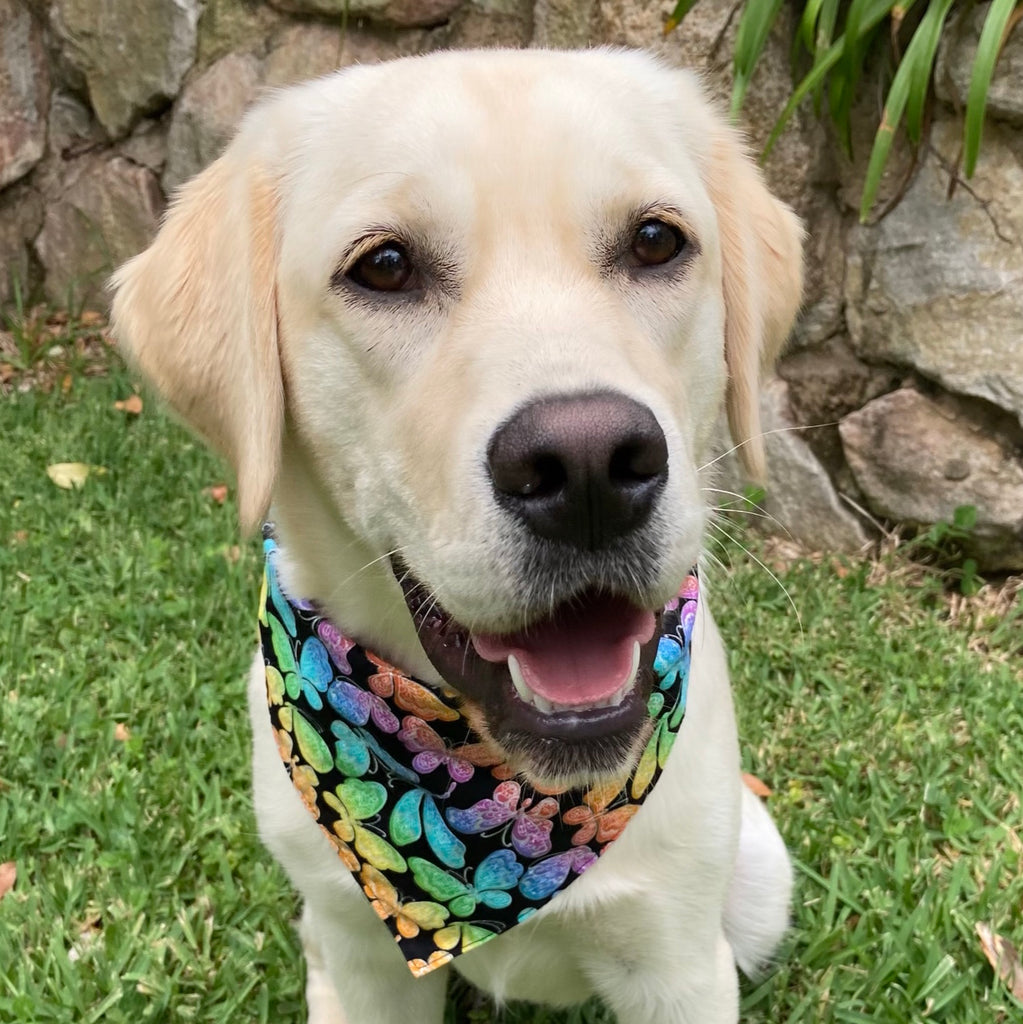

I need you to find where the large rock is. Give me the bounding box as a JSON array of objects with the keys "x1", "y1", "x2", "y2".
[
  {"x1": 267, "y1": 0, "x2": 461, "y2": 26},
  {"x1": 710, "y1": 379, "x2": 871, "y2": 553},
  {"x1": 840, "y1": 388, "x2": 1023, "y2": 571},
  {"x1": 0, "y1": 182, "x2": 43, "y2": 304},
  {"x1": 50, "y1": 0, "x2": 199, "y2": 137},
  {"x1": 35, "y1": 154, "x2": 163, "y2": 305},
  {"x1": 162, "y1": 51, "x2": 261, "y2": 194},
  {"x1": 845, "y1": 118, "x2": 1023, "y2": 425},
  {"x1": 533, "y1": 0, "x2": 597, "y2": 46},
  {"x1": 0, "y1": 0, "x2": 49, "y2": 188},
  {"x1": 936, "y1": 4, "x2": 1023, "y2": 125}
]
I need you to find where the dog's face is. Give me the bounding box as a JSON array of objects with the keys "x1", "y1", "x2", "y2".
[{"x1": 112, "y1": 50, "x2": 802, "y2": 788}]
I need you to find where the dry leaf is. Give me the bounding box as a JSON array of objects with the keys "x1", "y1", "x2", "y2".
[
  {"x1": 114, "y1": 723, "x2": 131, "y2": 742},
  {"x1": 80, "y1": 310, "x2": 104, "y2": 326},
  {"x1": 61, "y1": 373, "x2": 72, "y2": 394},
  {"x1": 223, "y1": 544, "x2": 241, "y2": 564},
  {"x1": 206, "y1": 483, "x2": 229, "y2": 505},
  {"x1": 0, "y1": 363, "x2": 13, "y2": 383},
  {"x1": 114, "y1": 394, "x2": 143, "y2": 415},
  {"x1": 0, "y1": 862, "x2": 15, "y2": 900},
  {"x1": 976, "y1": 922, "x2": 1023, "y2": 999},
  {"x1": 742, "y1": 772, "x2": 773, "y2": 798},
  {"x1": 46, "y1": 462, "x2": 90, "y2": 489}
]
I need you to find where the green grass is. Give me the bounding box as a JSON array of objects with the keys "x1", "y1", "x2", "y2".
[{"x1": 2, "y1": 355, "x2": 1021, "y2": 1022}]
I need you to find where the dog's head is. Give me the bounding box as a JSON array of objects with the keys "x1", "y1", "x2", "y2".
[{"x1": 112, "y1": 49, "x2": 802, "y2": 789}]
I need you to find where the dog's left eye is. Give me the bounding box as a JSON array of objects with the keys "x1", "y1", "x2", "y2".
[
  {"x1": 630, "y1": 219, "x2": 687, "y2": 267},
  {"x1": 347, "y1": 242, "x2": 417, "y2": 292}
]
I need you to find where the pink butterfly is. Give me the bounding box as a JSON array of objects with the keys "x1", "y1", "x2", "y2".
[
  {"x1": 446, "y1": 781, "x2": 560, "y2": 859},
  {"x1": 397, "y1": 716, "x2": 476, "y2": 784}
]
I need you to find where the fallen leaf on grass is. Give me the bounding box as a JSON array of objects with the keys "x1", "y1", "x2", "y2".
[
  {"x1": 0, "y1": 862, "x2": 15, "y2": 900},
  {"x1": 742, "y1": 773, "x2": 773, "y2": 798},
  {"x1": 46, "y1": 462, "x2": 91, "y2": 489},
  {"x1": 114, "y1": 723, "x2": 131, "y2": 742},
  {"x1": 79, "y1": 310, "x2": 105, "y2": 327},
  {"x1": 0, "y1": 363, "x2": 13, "y2": 383},
  {"x1": 205, "y1": 483, "x2": 229, "y2": 504},
  {"x1": 977, "y1": 922, "x2": 1023, "y2": 999},
  {"x1": 114, "y1": 394, "x2": 143, "y2": 415}
]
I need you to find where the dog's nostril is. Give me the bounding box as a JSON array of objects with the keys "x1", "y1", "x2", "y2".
[
  {"x1": 609, "y1": 437, "x2": 669, "y2": 483},
  {"x1": 487, "y1": 391, "x2": 668, "y2": 550}
]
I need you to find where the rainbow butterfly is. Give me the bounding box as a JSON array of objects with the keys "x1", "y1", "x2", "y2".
[
  {"x1": 562, "y1": 778, "x2": 639, "y2": 847},
  {"x1": 390, "y1": 788, "x2": 466, "y2": 869},
  {"x1": 323, "y1": 779, "x2": 407, "y2": 873},
  {"x1": 446, "y1": 781, "x2": 560, "y2": 859},
  {"x1": 297, "y1": 636, "x2": 334, "y2": 710},
  {"x1": 397, "y1": 717, "x2": 476, "y2": 784},
  {"x1": 326, "y1": 678, "x2": 400, "y2": 734},
  {"x1": 317, "y1": 620, "x2": 355, "y2": 675},
  {"x1": 330, "y1": 720, "x2": 420, "y2": 785},
  {"x1": 408, "y1": 849, "x2": 523, "y2": 916},
  {"x1": 360, "y1": 864, "x2": 448, "y2": 939},
  {"x1": 630, "y1": 686, "x2": 685, "y2": 800},
  {"x1": 518, "y1": 847, "x2": 596, "y2": 901},
  {"x1": 367, "y1": 654, "x2": 460, "y2": 722}
]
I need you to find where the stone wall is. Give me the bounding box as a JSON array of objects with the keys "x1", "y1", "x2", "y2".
[{"x1": 1, "y1": 0, "x2": 1020, "y2": 568}]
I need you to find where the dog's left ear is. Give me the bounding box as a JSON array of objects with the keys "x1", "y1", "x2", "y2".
[
  {"x1": 110, "y1": 117, "x2": 284, "y2": 533},
  {"x1": 702, "y1": 125, "x2": 804, "y2": 481}
]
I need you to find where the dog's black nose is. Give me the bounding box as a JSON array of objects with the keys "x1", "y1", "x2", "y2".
[{"x1": 487, "y1": 391, "x2": 668, "y2": 550}]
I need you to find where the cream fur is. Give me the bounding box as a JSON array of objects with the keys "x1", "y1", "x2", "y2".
[{"x1": 112, "y1": 48, "x2": 803, "y2": 1024}]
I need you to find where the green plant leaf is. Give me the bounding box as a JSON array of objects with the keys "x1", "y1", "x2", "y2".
[
  {"x1": 964, "y1": 0, "x2": 1021, "y2": 177},
  {"x1": 731, "y1": 0, "x2": 786, "y2": 118},
  {"x1": 664, "y1": 0, "x2": 700, "y2": 34},
  {"x1": 860, "y1": 0, "x2": 956, "y2": 220}
]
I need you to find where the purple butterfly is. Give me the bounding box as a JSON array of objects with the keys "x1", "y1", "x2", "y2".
[
  {"x1": 518, "y1": 847, "x2": 597, "y2": 901},
  {"x1": 446, "y1": 781, "x2": 559, "y2": 859}
]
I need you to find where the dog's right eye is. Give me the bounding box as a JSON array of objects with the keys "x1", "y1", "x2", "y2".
[{"x1": 346, "y1": 242, "x2": 416, "y2": 292}]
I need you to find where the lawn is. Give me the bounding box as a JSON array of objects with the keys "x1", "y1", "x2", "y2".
[{"x1": 1, "y1": 330, "x2": 1021, "y2": 1023}]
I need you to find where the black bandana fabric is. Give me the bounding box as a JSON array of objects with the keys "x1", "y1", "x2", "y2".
[{"x1": 258, "y1": 527, "x2": 699, "y2": 977}]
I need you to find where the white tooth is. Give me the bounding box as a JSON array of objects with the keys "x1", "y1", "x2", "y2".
[
  {"x1": 623, "y1": 640, "x2": 641, "y2": 696},
  {"x1": 508, "y1": 655, "x2": 532, "y2": 704},
  {"x1": 532, "y1": 694, "x2": 554, "y2": 714}
]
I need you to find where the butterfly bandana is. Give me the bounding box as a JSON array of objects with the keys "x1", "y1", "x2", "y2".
[{"x1": 258, "y1": 527, "x2": 699, "y2": 977}]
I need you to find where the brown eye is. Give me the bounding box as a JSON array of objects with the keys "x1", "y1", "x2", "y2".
[
  {"x1": 347, "y1": 242, "x2": 415, "y2": 292},
  {"x1": 631, "y1": 219, "x2": 686, "y2": 267}
]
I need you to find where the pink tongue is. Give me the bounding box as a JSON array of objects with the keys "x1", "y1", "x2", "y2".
[{"x1": 472, "y1": 595, "x2": 656, "y2": 706}]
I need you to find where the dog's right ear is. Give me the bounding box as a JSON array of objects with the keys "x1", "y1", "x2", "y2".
[{"x1": 111, "y1": 119, "x2": 283, "y2": 534}]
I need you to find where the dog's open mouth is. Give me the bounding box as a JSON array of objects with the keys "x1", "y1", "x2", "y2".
[{"x1": 393, "y1": 560, "x2": 665, "y2": 782}]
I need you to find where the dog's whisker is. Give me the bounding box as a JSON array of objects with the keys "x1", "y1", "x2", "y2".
[
  {"x1": 696, "y1": 422, "x2": 835, "y2": 474},
  {"x1": 706, "y1": 519, "x2": 803, "y2": 637}
]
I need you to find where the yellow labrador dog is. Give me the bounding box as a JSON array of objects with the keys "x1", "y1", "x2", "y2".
[{"x1": 113, "y1": 48, "x2": 802, "y2": 1024}]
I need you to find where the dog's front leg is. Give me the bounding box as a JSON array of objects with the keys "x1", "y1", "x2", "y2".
[
  {"x1": 583, "y1": 925, "x2": 739, "y2": 1024},
  {"x1": 299, "y1": 902, "x2": 448, "y2": 1024}
]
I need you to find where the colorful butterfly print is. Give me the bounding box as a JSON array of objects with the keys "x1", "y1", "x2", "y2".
[
  {"x1": 446, "y1": 781, "x2": 560, "y2": 859},
  {"x1": 653, "y1": 634, "x2": 688, "y2": 691},
  {"x1": 264, "y1": 548, "x2": 297, "y2": 638},
  {"x1": 630, "y1": 689, "x2": 684, "y2": 800},
  {"x1": 408, "y1": 950, "x2": 454, "y2": 978},
  {"x1": 367, "y1": 653, "x2": 459, "y2": 722},
  {"x1": 279, "y1": 704, "x2": 333, "y2": 774},
  {"x1": 326, "y1": 679, "x2": 400, "y2": 734},
  {"x1": 330, "y1": 719, "x2": 370, "y2": 776},
  {"x1": 360, "y1": 865, "x2": 449, "y2": 939},
  {"x1": 679, "y1": 596, "x2": 697, "y2": 645},
  {"x1": 323, "y1": 779, "x2": 407, "y2": 873},
  {"x1": 433, "y1": 921, "x2": 498, "y2": 955},
  {"x1": 397, "y1": 717, "x2": 475, "y2": 783},
  {"x1": 317, "y1": 620, "x2": 355, "y2": 675},
  {"x1": 679, "y1": 574, "x2": 699, "y2": 602},
  {"x1": 268, "y1": 611, "x2": 298, "y2": 678},
  {"x1": 265, "y1": 664, "x2": 285, "y2": 706},
  {"x1": 562, "y1": 780, "x2": 639, "y2": 847},
  {"x1": 450, "y1": 741, "x2": 515, "y2": 781},
  {"x1": 408, "y1": 850, "x2": 523, "y2": 917},
  {"x1": 518, "y1": 847, "x2": 597, "y2": 902},
  {"x1": 298, "y1": 636, "x2": 334, "y2": 710},
  {"x1": 329, "y1": 721, "x2": 422, "y2": 784},
  {"x1": 390, "y1": 788, "x2": 466, "y2": 869}
]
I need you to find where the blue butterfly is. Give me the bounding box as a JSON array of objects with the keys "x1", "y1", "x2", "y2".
[
  {"x1": 518, "y1": 848, "x2": 596, "y2": 901},
  {"x1": 298, "y1": 636, "x2": 333, "y2": 710},
  {"x1": 391, "y1": 788, "x2": 467, "y2": 869}
]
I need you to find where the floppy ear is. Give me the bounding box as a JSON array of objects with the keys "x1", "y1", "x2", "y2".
[
  {"x1": 110, "y1": 125, "x2": 284, "y2": 534},
  {"x1": 704, "y1": 127, "x2": 804, "y2": 482}
]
